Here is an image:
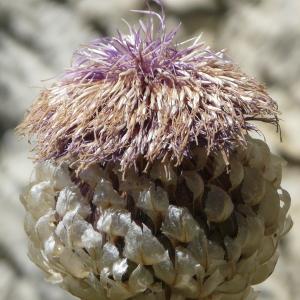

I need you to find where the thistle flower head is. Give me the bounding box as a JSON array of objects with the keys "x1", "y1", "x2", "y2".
[
  {"x1": 17, "y1": 1, "x2": 279, "y2": 171},
  {"x1": 18, "y1": 2, "x2": 292, "y2": 299}
]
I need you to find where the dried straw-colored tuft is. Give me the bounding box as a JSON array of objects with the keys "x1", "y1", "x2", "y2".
[{"x1": 17, "y1": 5, "x2": 279, "y2": 171}]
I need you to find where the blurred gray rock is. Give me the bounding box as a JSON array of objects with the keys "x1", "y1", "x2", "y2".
[
  {"x1": 164, "y1": 0, "x2": 218, "y2": 12},
  {"x1": 0, "y1": 0, "x2": 92, "y2": 131},
  {"x1": 6, "y1": 278, "x2": 40, "y2": 300},
  {"x1": 0, "y1": 262, "x2": 14, "y2": 300},
  {"x1": 219, "y1": 0, "x2": 300, "y2": 90},
  {"x1": 218, "y1": 0, "x2": 300, "y2": 161},
  {"x1": 69, "y1": 0, "x2": 144, "y2": 37}
]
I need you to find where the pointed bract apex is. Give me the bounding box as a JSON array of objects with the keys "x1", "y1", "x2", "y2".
[{"x1": 17, "y1": 4, "x2": 279, "y2": 171}]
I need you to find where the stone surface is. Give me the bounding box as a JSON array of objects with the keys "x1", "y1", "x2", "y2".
[
  {"x1": 0, "y1": 262, "x2": 15, "y2": 300},
  {"x1": 164, "y1": 0, "x2": 218, "y2": 12},
  {"x1": 218, "y1": 0, "x2": 300, "y2": 162},
  {"x1": 0, "y1": 0, "x2": 92, "y2": 132},
  {"x1": 0, "y1": 0, "x2": 299, "y2": 299}
]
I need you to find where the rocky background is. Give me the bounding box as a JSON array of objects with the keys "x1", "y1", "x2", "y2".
[{"x1": 0, "y1": 0, "x2": 299, "y2": 299}]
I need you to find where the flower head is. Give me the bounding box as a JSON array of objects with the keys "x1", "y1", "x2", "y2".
[
  {"x1": 18, "y1": 2, "x2": 292, "y2": 299},
  {"x1": 18, "y1": 0, "x2": 279, "y2": 172}
]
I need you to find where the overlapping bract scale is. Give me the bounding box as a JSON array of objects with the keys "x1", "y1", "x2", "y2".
[{"x1": 21, "y1": 136, "x2": 292, "y2": 299}]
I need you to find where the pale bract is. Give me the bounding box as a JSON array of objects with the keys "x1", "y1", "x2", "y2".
[{"x1": 20, "y1": 136, "x2": 292, "y2": 300}]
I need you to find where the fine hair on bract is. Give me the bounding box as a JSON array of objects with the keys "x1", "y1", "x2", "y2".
[{"x1": 17, "y1": 0, "x2": 279, "y2": 173}]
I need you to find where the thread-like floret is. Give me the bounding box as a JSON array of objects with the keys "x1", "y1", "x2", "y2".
[{"x1": 18, "y1": 4, "x2": 279, "y2": 171}]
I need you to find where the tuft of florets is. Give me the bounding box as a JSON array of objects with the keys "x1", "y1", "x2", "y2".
[{"x1": 17, "y1": 2, "x2": 279, "y2": 172}]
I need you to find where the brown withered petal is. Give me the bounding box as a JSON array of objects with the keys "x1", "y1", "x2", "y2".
[{"x1": 17, "y1": 6, "x2": 279, "y2": 172}]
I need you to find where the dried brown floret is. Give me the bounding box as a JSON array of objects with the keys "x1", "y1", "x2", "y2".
[{"x1": 17, "y1": 7, "x2": 279, "y2": 172}]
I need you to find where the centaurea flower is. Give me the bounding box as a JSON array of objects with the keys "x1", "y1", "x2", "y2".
[{"x1": 18, "y1": 1, "x2": 292, "y2": 300}]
